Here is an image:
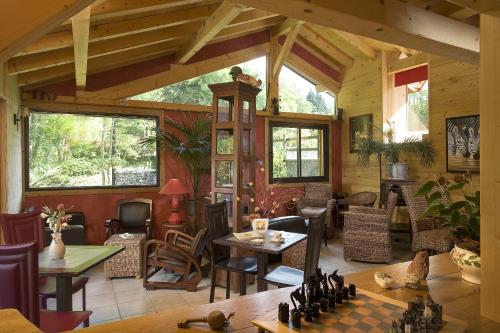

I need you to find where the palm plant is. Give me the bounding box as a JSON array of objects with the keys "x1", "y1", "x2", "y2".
[
  {"x1": 141, "y1": 113, "x2": 211, "y2": 196},
  {"x1": 356, "y1": 121, "x2": 435, "y2": 167}
]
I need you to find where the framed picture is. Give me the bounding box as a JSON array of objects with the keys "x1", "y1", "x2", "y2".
[
  {"x1": 349, "y1": 114, "x2": 372, "y2": 153},
  {"x1": 446, "y1": 115, "x2": 479, "y2": 173}
]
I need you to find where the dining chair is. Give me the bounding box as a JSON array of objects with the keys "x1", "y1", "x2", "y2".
[
  {"x1": 262, "y1": 212, "x2": 325, "y2": 287},
  {"x1": 343, "y1": 191, "x2": 398, "y2": 263},
  {"x1": 0, "y1": 241, "x2": 92, "y2": 333},
  {"x1": 0, "y1": 210, "x2": 89, "y2": 312},
  {"x1": 205, "y1": 201, "x2": 257, "y2": 303},
  {"x1": 400, "y1": 185, "x2": 453, "y2": 253},
  {"x1": 105, "y1": 198, "x2": 152, "y2": 240}
]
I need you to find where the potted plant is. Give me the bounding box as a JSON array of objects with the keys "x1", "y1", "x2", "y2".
[
  {"x1": 356, "y1": 121, "x2": 435, "y2": 180},
  {"x1": 415, "y1": 174, "x2": 480, "y2": 284},
  {"x1": 142, "y1": 113, "x2": 211, "y2": 221},
  {"x1": 41, "y1": 204, "x2": 72, "y2": 259}
]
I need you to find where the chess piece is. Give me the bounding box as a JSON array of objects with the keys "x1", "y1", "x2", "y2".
[
  {"x1": 335, "y1": 289, "x2": 343, "y2": 304},
  {"x1": 348, "y1": 283, "x2": 356, "y2": 297},
  {"x1": 290, "y1": 309, "x2": 301, "y2": 328},
  {"x1": 312, "y1": 302, "x2": 320, "y2": 318},
  {"x1": 304, "y1": 306, "x2": 313, "y2": 322},
  {"x1": 319, "y1": 298, "x2": 328, "y2": 312},
  {"x1": 328, "y1": 291, "x2": 336, "y2": 310},
  {"x1": 374, "y1": 272, "x2": 394, "y2": 289},
  {"x1": 342, "y1": 286, "x2": 349, "y2": 300},
  {"x1": 278, "y1": 303, "x2": 289, "y2": 323},
  {"x1": 407, "y1": 251, "x2": 430, "y2": 280},
  {"x1": 291, "y1": 287, "x2": 306, "y2": 313}
]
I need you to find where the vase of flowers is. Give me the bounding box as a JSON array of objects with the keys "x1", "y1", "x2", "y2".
[{"x1": 41, "y1": 204, "x2": 72, "y2": 260}]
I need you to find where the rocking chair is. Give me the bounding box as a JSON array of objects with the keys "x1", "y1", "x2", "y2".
[{"x1": 143, "y1": 228, "x2": 207, "y2": 292}]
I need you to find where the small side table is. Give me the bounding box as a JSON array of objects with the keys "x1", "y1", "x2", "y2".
[{"x1": 104, "y1": 233, "x2": 145, "y2": 279}]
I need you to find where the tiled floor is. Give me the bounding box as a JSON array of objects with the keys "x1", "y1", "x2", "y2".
[{"x1": 47, "y1": 235, "x2": 412, "y2": 326}]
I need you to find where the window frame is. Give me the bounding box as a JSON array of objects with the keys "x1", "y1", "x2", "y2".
[
  {"x1": 24, "y1": 109, "x2": 161, "y2": 192},
  {"x1": 269, "y1": 121, "x2": 329, "y2": 184}
]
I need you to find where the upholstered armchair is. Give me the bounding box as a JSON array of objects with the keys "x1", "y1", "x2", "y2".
[
  {"x1": 296, "y1": 183, "x2": 335, "y2": 243},
  {"x1": 105, "y1": 198, "x2": 152, "y2": 240},
  {"x1": 343, "y1": 192, "x2": 398, "y2": 263},
  {"x1": 400, "y1": 185, "x2": 452, "y2": 253}
]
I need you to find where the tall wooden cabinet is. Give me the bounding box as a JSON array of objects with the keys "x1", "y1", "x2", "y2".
[{"x1": 209, "y1": 82, "x2": 260, "y2": 232}]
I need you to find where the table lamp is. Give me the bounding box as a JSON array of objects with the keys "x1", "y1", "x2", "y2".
[{"x1": 160, "y1": 178, "x2": 190, "y2": 225}]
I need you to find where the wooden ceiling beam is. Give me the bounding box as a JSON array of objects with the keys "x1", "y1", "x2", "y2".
[
  {"x1": 332, "y1": 30, "x2": 377, "y2": 59},
  {"x1": 446, "y1": 0, "x2": 500, "y2": 12},
  {"x1": 0, "y1": 0, "x2": 97, "y2": 63},
  {"x1": 176, "y1": 1, "x2": 245, "y2": 63},
  {"x1": 85, "y1": 42, "x2": 270, "y2": 99},
  {"x1": 8, "y1": 24, "x2": 197, "y2": 75},
  {"x1": 387, "y1": 53, "x2": 430, "y2": 74},
  {"x1": 299, "y1": 25, "x2": 354, "y2": 68},
  {"x1": 229, "y1": 0, "x2": 480, "y2": 64},
  {"x1": 272, "y1": 20, "x2": 303, "y2": 76},
  {"x1": 272, "y1": 18, "x2": 300, "y2": 37},
  {"x1": 448, "y1": 6, "x2": 479, "y2": 19},
  {"x1": 212, "y1": 16, "x2": 284, "y2": 42},
  {"x1": 72, "y1": 7, "x2": 91, "y2": 90},
  {"x1": 17, "y1": 4, "x2": 215, "y2": 56},
  {"x1": 18, "y1": 40, "x2": 183, "y2": 87},
  {"x1": 293, "y1": 36, "x2": 341, "y2": 72},
  {"x1": 227, "y1": 8, "x2": 280, "y2": 28}
]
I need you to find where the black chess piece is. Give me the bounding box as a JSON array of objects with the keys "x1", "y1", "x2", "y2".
[
  {"x1": 312, "y1": 302, "x2": 320, "y2": 318},
  {"x1": 328, "y1": 292, "x2": 336, "y2": 312},
  {"x1": 304, "y1": 305, "x2": 313, "y2": 322},
  {"x1": 319, "y1": 298, "x2": 328, "y2": 312},
  {"x1": 291, "y1": 286, "x2": 306, "y2": 313},
  {"x1": 278, "y1": 303, "x2": 289, "y2": 323},
  {"x1": 342, "y1": 286, "x2": 349, "y2": 300},
  {"x1": 290, "y1": 309, "x2": 301, "y2": 329},
  {"x1": 348, "y1": 283, "x2": 356, "y2": 297},
  {"x1": 335, "y1": 289, "x2": 343, "y2": 305}
]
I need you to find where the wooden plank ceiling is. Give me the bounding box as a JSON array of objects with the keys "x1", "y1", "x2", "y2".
[{"x1": 4, "y1": 0, "x2": 489, "y2": 97}]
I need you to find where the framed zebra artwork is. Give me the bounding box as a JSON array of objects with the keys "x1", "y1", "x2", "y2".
[{"x1": 446, "y1": 115, "x2": 479, "y2": 173}]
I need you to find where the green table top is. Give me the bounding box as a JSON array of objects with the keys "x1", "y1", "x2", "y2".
[{"x1": 38, "y1": 245, "x2": 124, "y2": 277}]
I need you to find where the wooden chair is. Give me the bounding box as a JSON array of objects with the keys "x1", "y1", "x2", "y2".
[
  {"x1": 0, "y1": 242, "x2": 91, "y2": 333},
  {"x1": 400, "y1": 185, "x2": 453, "y2": 253},
  {"x1": 262, "y1": 212, "x2": 325, "y2": 288},
  {"x1": 105, "y1": 198, "x2": 152, "y2": 240},
  {"x1": 343, "y1": 192, "x2": 398, "y2": 263},
  {"x1": 205, "y1": 201, "x2": 257, "y2": 303},
  {"x1": 0, "y1": 210, "x2": 89, "y2": 314},
  {"x1": 143, "y1": 228, "x2": 208, "y2": 292}
]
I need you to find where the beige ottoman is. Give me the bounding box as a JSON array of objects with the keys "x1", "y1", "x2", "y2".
[{"x1": 104, "y1": 233, "x2": 145, "y2": 279}]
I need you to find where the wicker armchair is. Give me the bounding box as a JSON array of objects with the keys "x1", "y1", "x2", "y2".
[
  {"x1": 296, "y1": 183, "x2": 335, "y2": 242},
  {"x1": 335, "y1": 191, "x2": 377, "y2": 227},
  {"x1": 400, "y1": 185, "x2": 453, "y2": 253},
  {"x1": 343, "y1": 192, "x2": 398, "y2": 263}
]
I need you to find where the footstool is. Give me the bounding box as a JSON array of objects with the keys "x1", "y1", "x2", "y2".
[{"x1": 104, "y1": 233, "x2": 145, "y2": 279}]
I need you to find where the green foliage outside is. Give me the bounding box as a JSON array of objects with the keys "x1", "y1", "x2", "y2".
[
  {"x1": 28, "y1": 112, "x2": 157, "y2": 188},
  {"x1": 132, "y1": 57, "x2": 267, "y2": 110},
  {"x1": 407, "y1": 81, "x2": 429, "y2": 132}
]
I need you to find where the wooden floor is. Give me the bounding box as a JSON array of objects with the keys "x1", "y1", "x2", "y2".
[{"x1": 2, "y1": 253, "x2": 496, "y2": 333}]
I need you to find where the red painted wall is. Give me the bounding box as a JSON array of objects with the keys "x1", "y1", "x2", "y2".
[{"x1": 23, "y1": 112, "x2": 341, "y2": 244}]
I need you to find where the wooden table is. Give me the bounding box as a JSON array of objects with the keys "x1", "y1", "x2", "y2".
[
  {"x1": 39, "y1": 245, "x2": 124, "y2": 311},
  {"x1": 214, "y1": 230, "x2": 307, "y2": 292},
  {"x1": 2, "y1": 253, "x2": 498, "y2": 333}
]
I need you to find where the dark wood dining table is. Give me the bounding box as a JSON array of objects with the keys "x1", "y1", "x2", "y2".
[
  {"x1": 38, "y1": 245, "x2": 124, "y2": 311},
  {"x1": 213, "y1": 230, "x2": 307, "y2": 292}
]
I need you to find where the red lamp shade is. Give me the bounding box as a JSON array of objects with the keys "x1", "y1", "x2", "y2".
[
  {"x1": 160, "y1": 179, "x2": 189, "y2": 225},
  {"x1": 159, "y1": 179, "x2": 190, "y2": 196}
]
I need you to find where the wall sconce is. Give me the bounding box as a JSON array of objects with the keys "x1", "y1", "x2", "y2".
[{"x1": 13, "y1": 105, "x2": 30, "y2": 131}]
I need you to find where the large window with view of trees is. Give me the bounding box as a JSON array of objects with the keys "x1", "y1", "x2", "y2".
[
  {"x1": 131, "y1": 56, "x2": 267, "y2": 110},
  {"x1": 26, "y1": 111, "x2": 159, "y2": 190},
  {"x1": 279, "y1": 65, "x2": 336, "y2": 115},
  {"x1": 270, "y1": 122, "x2": 329, "y2": 183}
]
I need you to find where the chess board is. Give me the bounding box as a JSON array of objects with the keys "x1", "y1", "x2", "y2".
[{"x1": 252, "y1": 289, "x2": 466, "y2": 333}]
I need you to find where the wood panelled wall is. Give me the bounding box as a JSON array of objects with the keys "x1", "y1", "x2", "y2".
[{"x1": 338, "y1": 53, "x2": 480, "y2": 199}]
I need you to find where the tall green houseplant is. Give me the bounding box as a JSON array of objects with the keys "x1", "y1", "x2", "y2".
[
  {"x1": 355, "y1": 121, "x2": 435, "y2": 180},
  {"x1": 142, "y1": 114, "x2": 211, "y2": 197}
]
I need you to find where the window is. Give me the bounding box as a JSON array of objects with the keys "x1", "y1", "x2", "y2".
[
  {"x1": 387, "y1": 65, "x2": 429, "y2": 141},
  {"x1": 26, "y1": 111, "x2": 159, "y2": 190},
  {"x1": 269, "y1": 122, "x2": 329, "y2": 183},
  {"x1": 131, "y1": 56, "x2": 267, "y2": 110},
  {"x1": 279, "y1": 65, "x2": 336, "y2": 115}
]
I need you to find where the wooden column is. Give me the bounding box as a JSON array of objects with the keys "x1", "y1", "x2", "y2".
[
  {"x1": 267, "y1": 36, "x2": 279, "y2": 114},
  {"x1": 480, "y1": 11, "x2": 500, "y2": 324}
]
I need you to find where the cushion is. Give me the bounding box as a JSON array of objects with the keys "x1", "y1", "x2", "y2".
[{"x1": 300, "y1": 206, "x2": 327, "y2": 217}]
